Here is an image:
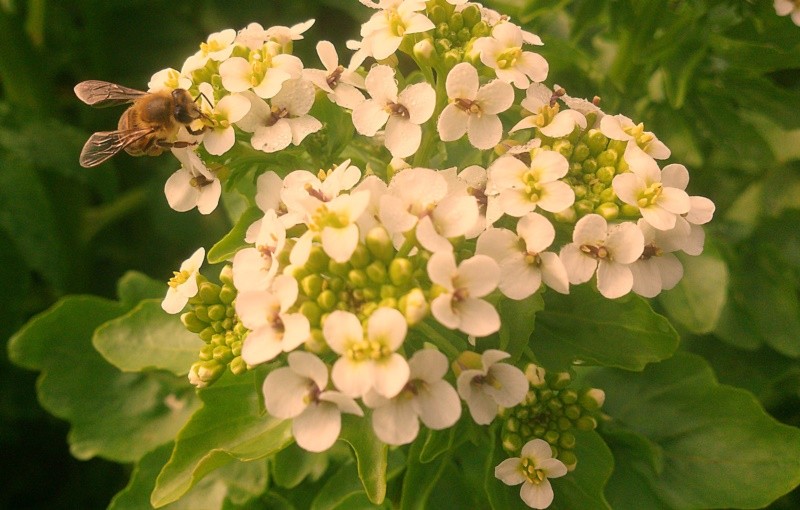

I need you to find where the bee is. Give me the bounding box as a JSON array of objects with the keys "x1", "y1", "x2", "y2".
[{"x1": 74, "y1": 80, "x2": 208, "y2": 168}]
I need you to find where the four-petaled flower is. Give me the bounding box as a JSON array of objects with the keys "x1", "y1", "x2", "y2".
[
  {"x1": 456, "y1": 349, "x2": 529, "y2": 425},
  {"x1": 473, "y1": 23, "x2": 548, "y2": 89},
  {"x1": 161, "y1": 247, "x2": 205, "y2": 314},
  {"x1": 488, "y1": 151, "x2": 575, "y2": 216},
  {"x1": 263, "y1": 351, "x2": 363, "y2": 452},
  {"x1": 495, "y1": 438, "x2": 568, "y2": 509},
  {"x1": 165, "y1": 148, "x2": 221, "y2": 215}
]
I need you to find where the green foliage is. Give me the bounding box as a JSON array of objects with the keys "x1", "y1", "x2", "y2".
[{"x1": 3, "y1": 0, "x2": 800, "y2": 508}]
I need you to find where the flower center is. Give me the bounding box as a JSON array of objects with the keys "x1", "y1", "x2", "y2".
[
  {"x1": 346, "y1": 338, "x2": 391, "y2": 362},
  {"x1": 310, "y1": 204, "x2": 349, "y2": 231},
  {"x1": 521, "y1": 458, "x2": 547, "y2": 485},
  {"x1": 266, "y1": 106, "x2": 289, "y2": 126},
  {"x1": 388, "y1": 102, "x2": 410, "y2": 119},
  {"x1": 168, "y1": 269, "x2": 192, "y2": 288},
  {"x1": 522, "y1": 171, "x2": 544, "y2": 203},
  {"x1": 636, "y1": 182, "x2": 663, "y2": 208},
  {"x1": 326, "y1": 65, "x2": 344, "y2": 88},
  {"x1": 640, "y1": 243, "x2": 662, "y2": 261},
  {"x1": 580, "y1": 244, "x2": 610, "y2": 260},
  {"x1": 190, "y1": 174, "x2": 214, "y2": 189},
  {"x1": 388, "y1": 11, "x2": 406, "y2": 37},
  {"x1": 496, "y1": 47, "x2": 521, "y2": 69},
  {"x1": 455, "y1": 98, "x2": 482, "y2": 116},
  {"x1": 303, "y1": 380, "x2": 322, "y2": 405}
]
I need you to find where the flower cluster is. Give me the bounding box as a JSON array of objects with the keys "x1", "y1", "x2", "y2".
[{"x1": 152, "y1": 1, "x2": 715, "y2": 508}]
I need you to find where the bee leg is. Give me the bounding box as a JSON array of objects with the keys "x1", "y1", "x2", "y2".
[
  {"x1": 186, "y1": 124, "x2": 207, "y2": 136},
  {"x1": 156, "y1": 139, "x2": 198, "y2": 149}
]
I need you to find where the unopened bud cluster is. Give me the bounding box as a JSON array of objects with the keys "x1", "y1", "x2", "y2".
[
  {"x1": 500, "y1": 364, "x2": 605, "y2": 471},
  {"x1": 419, "y1": 1, "x2": 489, "y2": 67},
  {"x1": 181, "y1": 266, "x2": 247, "y2": 387}
]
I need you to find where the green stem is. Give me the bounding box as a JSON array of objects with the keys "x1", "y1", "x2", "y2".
[
  {"x1": 415, "y1": 320, "x2": 466, "y2": 359},
  {"x1": 82, "y1": 187, "x2": 149, "y2": 243}
]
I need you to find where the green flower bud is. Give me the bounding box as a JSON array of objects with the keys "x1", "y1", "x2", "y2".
[
  {"x1": 199, "y1": 326, "x2": 215, "y2": 343},
  {"x1": 450, "y1": 12, "x2": 464, "y2": 32},
  {"x1": 366, "y1": 261, "x2": 388, "y2": 284},
  {"x1": 435, "y1": 37, "x2": 452, "y2": 54},
  {"x1": 597, "y1": 149, "x2": 619, "y2": 167},
  {"x1": 544, "y1": 430, "x2": 560, "y2": 444},
  {"x1": 435, "y1": 22, "x2": 451, "y2": 39},
  {"x1": 599, "y1": 187, "x2": 617, "y2": 203},
  {"x1": 574, "y1": 199, "x2": 595, "y2": 217},
  {"x1": 558, "y1": 451, "x2": 577, "y2": 472},
  {"x1": 305, "y1": 329, "x2": 326, "y2": 354},
  {"x1": 575, "y1": 415, "x2": 598, "y2": 431},
  {"x1": 389, "y1": 258, "x2": 414, "y2": 286},
  {"x1": 317, "y1": 289, "x2": 337, "y2": 311},
  {"x1": 212, "y1": 345, "x2": 233, "y2": 363},
  {"x1": 181, "y1": 312, "x2": 207, "y2": 333},
  {"x1": 572, "y1": 142, "x2": 591, "y2": 162},
  {"x1": 199, "y1": 344, "x2": 214, "y2": 361},
  {"x1": 557, "y1": 417, "x2": 573, "y2": 431},
  {"x1": 229, "y1": 356, "x2": 247, "y2": 375},
  {"x1": 328, "y1": 259, "x2": 350, "y2": 277},
  {"x1": 219, "y1": 285, "x2": 236, "y2": 305},
  {"x1": 443, "y1": 49, "x2": 462, "y2": 69},
  {"x1": 207, "y1": 304, "x2": 226, "y2": 322},
  {"x1": 300, "y1": 300, "x2": 322, "y2": 327},
  {"x1": 559, "y1": 431, "x2": 576, "y2": 450},
  {"x1": 586, "y1": 129, "x2": 609, "y2": 155},
  {"x1": 596, "y1": 165, "x2": 615, "y2": 184},
  {"x1": 329, "y1": 277, "x2": 344, "y2": 293},
  {"x1": 413, "y1": 38, "x2": 436, "y2": 65},
  {"x1": 505, "y1": 416, "x2": 520, "y2": 433},
  {"x1": 457, "y1": 27, "x2": 471, "y2": 43},
  {"x1": 428, "y1": 4, "x2": 447, "y2": 25},
  {"x1": 559, "y1": 389, "x2": 578, "y2": 405},
  {"x1": 306, "y1": 245, "x2": 330, "y2": 273},
  {"x1": 221, "y1": 317, "x2": 233, "y2": 331},
  {"x1": 380, "y1": 285, "x2": 397, "y2": 299},
  {"x1": 564, "y1": 404, "x2": 582, "y2": 421},
  {"x1": 348, "y1": 269, "x2": 369, "y2": 289},
  {"x1": 608, "y1": 139, "x2": 627, "y2": 155},
  {"x1": 550, "y1": 371, "x2": 571, "y2": 389},
  {"x1": 471, "y1": 20, "x2": 490, "y2": 38},
  {"x1": 596, "y1": 202, "x2": 619, "y2": 220},
  {"x1": 301, "y1": 274, "x2": 324, "y2": 298},
  {"x1": 198, "y1": 282, "x2": 222, "y2": 304},
  {"x1": 553, "y1": 139, "x2": 574, "y2": 159},
  {"x1": 503, "y1": 432, "x2": 523, "y2": 454},
  {"x1": 620, "y1": 203, "x2": 640, "y2": 218},
  {"x1": 452, "y1": 350, "x2": 482, "y2": 377},
  {"x1": 580, "y1": 388, "x2": 606, "y2": 410},
  {"x1": 194, "y1": 305, "x2": 210, "y2": 322},
  {"x1": 399, "y1": 288, "x2": 428, "y2": 325},
  {"x1": 366, "y1": 226, "x2": 394, "y2": 263},
  {"x1": 349, "y1": 243, "x2": 371, "y2": 269},
  {"x1": 525, "y1": 364, "x2": 547, "y2": 387},
  {"x1": 461, "y1": 4, "x2": 481, "y2": 27},
  {"x1": 553, "y1": 207, "x2": 577, "y2": 224}
]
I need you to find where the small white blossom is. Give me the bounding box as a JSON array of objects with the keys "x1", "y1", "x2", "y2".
[
  {"x1": 456, "y1": 349, "x2": 528, "y2": 425},
  {"x1": 630, "y1": 219, "x2": 685, "y2": 298},
  {"x1": 292, "y1": 190, "x2": 371, "y2": 264},
  {"x1": 164, "y1": 148, "x2": 221, "y2": 215},
  {"x1": 303, "y1": 41, "x2": 366, "y2": 110},
  {"x1": 196, "y1": 83, "x2": 251, "y2": 155},
  {"x1": 416, "y1": 193, "x2": 480, "y2": 253},
  {"x1": 488, "y1": 151, "x2": 575, "y2": 216},
  {"x1": 148, "y1": 68, "x2": 191, "y2": 93},
  {"x1": 266, "y1": 19, "x2": 315, "y2": 51},
  {"x1": 660, "y1": 163, "x2": 715, "y2": 256},
  {"x1": 263, "y1": 351, "x2": 363, "y2": 452},
  {"x1": 559, "y1": 214, "x2": 645, "y2": 299},
  {"x1": 236, "y1": 275, "x2": 311, "y2": 365},
  {"x1": 219, "y1": 49, "x2": 303, "y2": 99},
  {"x1": 600, "y1": 114, "x2": 670, "y2": 160},
  {"x1": 476, "y1": 212, "x2": 570, "y2": 299},
  {"x1": 510, "y1": 83, "x2": 587, "y2": 138},
  {"x1": 379, "y1": 167, "x2": 448, "y2": 240},
  {"x1": 236, "y1": 81, "x2": 322, "y2": 153},
  {"x1": 325, "y1": 308, "x2": 411, "y2": 399},
  {"x1": 352, "y1": 65, "x2": 436, "y2": 158},
  {"x1": 473, "y1": 23, "x2": 548, "y2": 89},
  {"x1": 437, "y1": 62, "x2": 514, "y2": 150},
  {"x1": 443, "y1": 164, "x2": 503, "y2": 238},
  {"x1": 495, "y1": 438, "x2": 568, "y2": 509},
  {"x1": 775, "y1": 0, "x2": 800, "y2": 26},
  {"x1": 612, "y1": 147, "x2": 690, "y2": 231},
  {"x1": 363, "y1": 349, "x2": 461, "y2": 445},
  {"x1": 182, "y1": 29, "x2": 238, "y2": 73},
  {"x1": 161, "y1": 247, "x2": 205, "y2": 314},
  {"x1": 358, "y1": 1, "x2": 434, "y2": 60},
  {"x1": 233, "y1": 209, "x2": 286, "y2": 292},
  {"x1": 428, "y1": 251, "x2": 501, "y2": 337}
]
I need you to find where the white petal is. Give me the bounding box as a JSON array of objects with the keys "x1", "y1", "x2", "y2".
[
  {"x1": 365, "y1": 64, "x2": 398, "y2": 102},
  {"x1": 323, "y1": 310, "x2": 363, "y2": 354},
  {"x1": 252, "y1": 122, "x2": 293, "y2": 153},
  {"x1": 437, "y1": 104, "x2": 469, "y2": 142},
  {"x1": 417, "y1": 380, "x2": 461, "y2": 430},
  {"x1": 467, "y1": 114, "x2": 503, "y2": 150},
  {"x1": 597, "y1": 261, "x2": 634, "y2": 299},
  {"x1": 686, "y1": 196, "x2": 715, "y2": 225},
  {"x1": 428, "y1": 251, "x2": 457, "y2": 288},
  {"x1": 196, "y1": 180, "x2": 222, "y2": 215},
  {"x1": 537, "y1": 180, "x2": 575, "y2": 213},
  {"x1": 446, "y1": 62, "x2": 479, "y2": 100},
  {"x1": 476, "y1": 227, "x2": 519, "y2": 263},
  {"x1": 456, "y1": 297, "x2": 501, "y2": 337},
  {"x1": 293, "y1": 402, "x2": 341, "y2": 452},
  {"x1": 630, "y1": 260, "x2": 662, "y2": 298},
  {"x1": 520, "y1": 479, "x2": 554, "y2": 509},
  {"x1": 495, "y1": 458, "x2": 525, "y2": 486},
  {"x1": 322, "y1": 224, "x2": 359, "y2": 263},
  {"x1": 661, "y1": 163, "x2": 689, "y2": 190},
  {"x1": 605, "y1": 222, "x2": 644, "y2": 264},
  {"x1": 458, "y1": 254, "x2": 500, "y2": 297},
  {"x1": 539, "y1": 251, "x2": 570, "y2": 294},
  {"x1": 657, "y1": 187, "x2": 691, "y2": 215},
  {"x1": 164, "y1": 169, "x2": 199, "y2": 212},
  {"x1": 385, "y1": 117, "x2": 421, "y2": 158},
  {"x1": 287, "y1": 351, "x2": 329, "y2": 390},
  {"x1": 241, "y1": 327, "x2": 283, "y2": 365},
  {"x1": 372, "y1": 398, "x2": 420, "y2": 445},
  {"x1": 612, "y1": 173, "x2": 643, "y2": 206},
  {"x1": 522, "y1": 438, "x2": 554, "y2": 461},
  {"x1": 399, "y1": 82, "x2": 436, "y2": 124},
  {"x1": 331, "y1": 356, "x2": 374, "y2": 398},
  {"x1": 477, "y1": 79, "x2": 515, "y2": 114},
  {"x1": 368, "y1": 307, "x2": 408, "y2": 351},
  {"x1": 484, "y1": 363, "x2": 528, "y2": 407},
  {"x1": 518, "y1": 212, "x2": 555, "y2": 253},
  {"x1": 517, "y1": 51, "x2": 549, "y2": 83},
  {"x1": 352, "y1": 99, "x2": 389, "y2": 135},
  {"x1": 219, "y1": 57, "x2": 253, "y2": 93},
  {"x1": 373, "y1": 353, "x2": 411, "y2": 399},
  {"x1": 408, "y1": 349, "x2": 448, "y2": 382},
  {"x1": 431, "y1": 294, "x2": 460, "y2": 330},
  {"x1": 657, "y1": 253, "x2": 684, "y2": 291},
  {"x1": 263, "y1": 368, "x2": 309, "y2": 418},
  {"x1": 560, "y1": 243, "x2": 597, "y2": 285},
  {"x1": 572, "y1": 214, "x2": 608, "y2": 244}
]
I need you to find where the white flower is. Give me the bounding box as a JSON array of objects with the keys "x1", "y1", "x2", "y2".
[
  {"x1": 473, "y1": 23, "x2": 548, "y2": 89},
  {"x1": 600, "y1": 114, "x2": 670, "y2": 160},
  {"x1": 164, "y1": 148, "x2": 221, "y2": 215},
  {"x1": 612, "y1": 147, "x2": 690, "y2": 231},
  {"x1": 266, "y1": 19, "x2": 315, "y2": 50},
  {"x1": 359, "y1": 1, "x2": 434, "y2": 60},
  {"x1": 236, "y1": 275, "x2": 310, "y2": 365},
  {"x1": 351, "y1": 65, "x2": 436, "y2": 158},
  {"x1": 488, "y1": 152, "x2": 575, "y2": 216},
  {"x1": 295, "y1": 190, "x2": 371, "y2": 264},
  {"x1": 303, "y1": 41, "x2": 366, "y2": 110},
  {"x1": 428, "y1": 251, "x2": 501, "y2": 337},
  {"x1": 148, "y1": 68, "x2": 191, "y2": 93},
  {"x1": 182, "y1": 29, "x2": 238, "y2": 73},
  {"x1": 416, "y1": 193, "x2": 480, "y2": 253},
  {"x1": 325, "y1": 308, "x2": 410, "y2": 399},
  {"x1": 629, "y1": 219, "x2": 685, "y2": 298},
  {"x1": 660, "y1": 163, "x2": 714, "y2": 256},
  {"x1": 476, "y1": 212, "x2": 570, "y2": 299},
  {"x1": 510, "y1": 83, "x2": 587, "y2": 138},
  {"x1": 233, "y1": 209, "x2": 286, "y2": 292},
  {"x1": 363, "y1": 349, "x2": 461, "y2": 445},
  {"x1": 775, "y1": 0, "x2": 800, "y2": 26},
  {"x1": 437, "y1": 62, "x2": 514, "y2": 150},
  {"x1": 559, "y1": 214, "x2": 645, "y2": 299},
  {"x1": 559, "y1": 88, "x2": 604, "y2": 126},
  {"x1": 219, "y1": 48, "x2": 303, "y2": 99},
  {"x1": 195, "y1": 83, "x2": 251, "y2": 156},
  {"x1": 456, "y1": 349, "x2": 528, "y2": 425},
  {"x1": 443, "y1": 164, "x2": 503, "y2": 238},
  {"x1": 379, "y1": 167, "x2": 449, "y2": 239},
  {"x1": 263, "y1": 351, "x2": 363, "y2": 452},
  {"x1": 236, "y1": 22, "x2": 270, "y2": 50},
  {"x1": 161, "y1": 247, "x2": 204, "y2": 314},
  {"x1": 236, "y1": 81, "x2": 322, "y2": 153},
  {"x1": 495, "y1": 438, "x2": 568, "y2": 509},
  {"x1": 281, "y1": 160, "x2": 362, "y2": 214}
]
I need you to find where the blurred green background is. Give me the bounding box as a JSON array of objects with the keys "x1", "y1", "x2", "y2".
[{"x1": 2, "y1": 0, "x2": 799, "y2": 508}]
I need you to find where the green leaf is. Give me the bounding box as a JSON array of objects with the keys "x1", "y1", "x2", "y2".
[
  {"x1": 419, "y1": 426, "x2": 456, "y2": 464},
  {"x1": 399, "y1": 435, "x2": 451, "y2": 510},
  {"x1": 658, "y1": 250, "x2": 729, "y2": 334},
  {"x1": 151, "y1": 371, "x2": 293, "y2": 507},
  {"x1": 550, "y1": 431, "x2": 614, "y2": 510},
  {"x1": 117, "y1": 271, "x2": 168, "y2": 307},
  {"x1": 310, "y1": 462, "x2": 368, "y2": 510},
  {"x1": 272, "y1": 443, "x2": 329, "y2": 489},
  {"x1": 208, "y1": 206, "x2": 263, "y2": 264},
  {"x1": 532, "y1": 285, "x2": 679, "y2": 371},
  {"x1": 94, "y1": 300, "x2": 204, "y2": 375},
  {"x1": 498, "y1": 293, "x2": 545, "y2": 363},
  {"x1": 109, "y1": 443, "x2": 268, "y2": 510},
  {"x1": 588, "y1": 352, "x2": 800, "y2": 509},
  {"x1": 338, "y1": 414, "x2": 387, "y2": 505},
  {"x1": 7, "y1": 296, "x2": 199, "y2": 462}
]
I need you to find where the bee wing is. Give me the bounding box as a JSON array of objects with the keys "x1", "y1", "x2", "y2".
[
  {"x1": 79, "y1": 128, "x2": 154, "y2": 168},
  {"x1": 74, "y1": 80, "x2": 147, "y2": 107}
]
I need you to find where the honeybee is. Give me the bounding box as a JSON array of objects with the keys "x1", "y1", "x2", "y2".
[{"x1": 74, "y1": 80, "x2": 208, "y2": 168}]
